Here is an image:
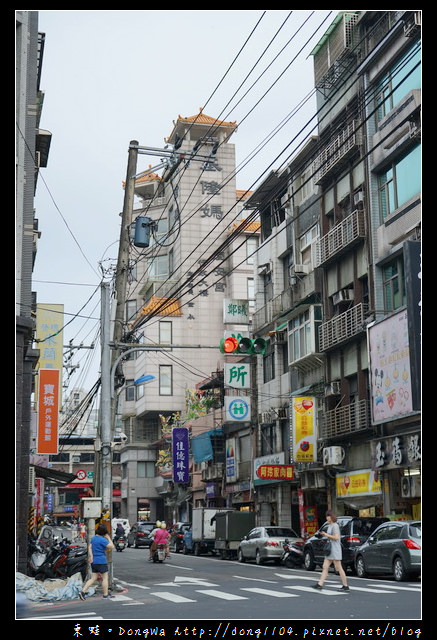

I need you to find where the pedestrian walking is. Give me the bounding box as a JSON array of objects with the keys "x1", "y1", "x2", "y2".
[
  {"x1": 78, "y1": 524, "x2": 115, "y2": 600},
  {"x1": 80, "y1": 521, "x2": 87, "y2": 541},
  {"x1": 311, "y1": 510, "x2": 349, "y2": 593}
]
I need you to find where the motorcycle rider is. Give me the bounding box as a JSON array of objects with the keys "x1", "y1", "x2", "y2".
[
  {"x1": 154, "y1": 522, "x2": 171, "y2": 559},
  {"x1": 114, "y1": 522, "x2": 125, "y2": 542},
  {"x1": 148, "y1": 520, "x2": 161, "y2": 561}
]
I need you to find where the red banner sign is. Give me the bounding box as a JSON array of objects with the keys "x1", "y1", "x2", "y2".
[
  {"x1": 37, "y1": 369, "x2": 60, "y2": 454},
  {"x1": 256, "y1": 464, "x2": 294, "y2": 480}
]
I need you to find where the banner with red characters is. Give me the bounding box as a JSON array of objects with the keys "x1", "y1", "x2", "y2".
[{"x1": 291, "y1": 396, "x2": 317, "y2": 463}]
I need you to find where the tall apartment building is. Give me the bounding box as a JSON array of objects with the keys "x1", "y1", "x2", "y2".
[
  {"x1": 248, "y1": 10, "x2": 421, "y2": 530},
  {"x1": 117, "y1": 111, "x2": 258, "y2": 525},
  {"x1": 16, "y1": 10, "x2": 52, "y2": 571},
  {"x1": 115, "y1": 11, "x2": 420, "y2": 531}
]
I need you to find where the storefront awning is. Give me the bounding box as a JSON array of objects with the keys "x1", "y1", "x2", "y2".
[
  {"x1": 33, "y1": 465, "x2": 77, "y2": 486},
  {"x1": 191, "y1": 429, "x2": 223, "y2": 463}
]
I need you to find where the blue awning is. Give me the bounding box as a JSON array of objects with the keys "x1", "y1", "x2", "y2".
[{"x1": 191, "y1": 429, "x2": 223, "y2": 463}]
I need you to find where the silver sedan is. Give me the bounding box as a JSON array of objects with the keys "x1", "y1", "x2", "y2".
[{"x1": 238, "y1": 526, "x2": 303, "y2": 565}]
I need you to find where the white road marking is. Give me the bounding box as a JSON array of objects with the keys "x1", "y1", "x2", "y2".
[
  {"x1": 233, "y1": 575, "x2": 278, "y2": 583},
  {"x1": 152, "y1": 591, "x2": 196, "y2": 603},
  {"x1": 241, "y1": 587, "x2": 298, "y2": 598},
  {"x1": 196, "y1": 589, "x2": 248, "y2": 600},
  {"x1": 283, "y1": 585, "x2": 342, "y2": 596}
]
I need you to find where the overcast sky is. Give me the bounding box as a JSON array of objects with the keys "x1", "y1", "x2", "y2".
[{"x1": 32, "y1": 9, "x2": 335, "y2": 394}]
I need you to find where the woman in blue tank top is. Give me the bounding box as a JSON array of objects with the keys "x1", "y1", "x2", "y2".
[{"x1": 79, "y1": 523, "x2": 115, "y2": 600}]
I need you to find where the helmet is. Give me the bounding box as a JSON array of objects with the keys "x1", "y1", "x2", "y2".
[{"x1": 161, "y1": 522, "x2": 166, "y2": 529}]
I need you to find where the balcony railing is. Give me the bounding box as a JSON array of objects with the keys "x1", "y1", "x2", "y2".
[
  {"x1": 319, "y1": 303, "x2": 368, "y2": 351},
  {"x1": 322, "y1": 399, "x2": 371, "y2": 439},
  {"x1": 316, "y1": 209, "x2": 366, "y2": 266},
  {"x1": 312, "y1": 120, "x2": 362, "y2": 183},
  {"x1": 201, "y1": 462, "x2": 225, "y2": 482}
]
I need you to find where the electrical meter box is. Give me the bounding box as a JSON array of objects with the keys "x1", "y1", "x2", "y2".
[{"x1": 82, "y1": 497, "x2": 102, "y2": 519}]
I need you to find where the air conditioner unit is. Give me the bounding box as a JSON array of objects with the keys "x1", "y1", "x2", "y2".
[
  {"x1": 333, "y1": 289, "x2": 354, "y2": 305},
  {"x1": 323, "y1": 446, "x2": 345, "y2": 466},
  {"x1": 28, "y1": 466, "x2": 36, "y2": 494},
  {"x1": 300, "y1": 471, "x2": 326, "y2": 490},
  {"x1": 401, "y1": 476, "x2": 421, "y2": 498},
  {"x1": 293, "y1": 264, "x2": 309, "y2": 275},
  {"x1": 325, "y1": 381, "x2": 341, "y2": 397},
  {"x1": 260, "y1": 412, "x2": 272, "y2": 424},
  {"x1": 353, "y1": 190, "x2": 364, "y2": 206}
]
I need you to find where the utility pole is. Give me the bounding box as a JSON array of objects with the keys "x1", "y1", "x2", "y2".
[{"x1": 98, "y1": 142, "x2": 138, "y2": 589}]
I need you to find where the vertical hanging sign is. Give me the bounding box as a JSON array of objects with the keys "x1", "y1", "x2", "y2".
[
  {"x1": 37, "y1": 369, "x2": 60, "y2": 455},
  {"x1": 172, "y1": 427, "x2": 189, "y2": 484}
]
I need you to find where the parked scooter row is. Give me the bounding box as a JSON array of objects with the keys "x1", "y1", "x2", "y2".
[
  {"x1": 280, "y1": 539, "x2": 304, "y2": 568},
  {"x1": 29, "y1": 536, "x2": 87, "y2": 581}
]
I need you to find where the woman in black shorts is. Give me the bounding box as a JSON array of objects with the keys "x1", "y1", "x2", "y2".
[{"x1": 79, "y1": 523, "x2": 115, "y2": 600}]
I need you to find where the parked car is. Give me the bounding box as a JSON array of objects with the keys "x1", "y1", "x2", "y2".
[
  {"x1": 170, "y1": 522, "x2": 191, "y2": 553},
  {"x1": 238, "y1": 526, "x2": 303, "y2": 565},
  {"x1": 303, "y1": 516, "x2": 389, "y2": 573},
  {"x1": 127, "y1": 521, "x2": 157, "y2": 548},
  {"x1": 182, "y1": 527, "x2": 193, "y2": 554},
  {"x1": 354, "y1": 520, "x2": 421, "y2": 581}
]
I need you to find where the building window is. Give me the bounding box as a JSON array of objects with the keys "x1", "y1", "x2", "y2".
[
  {"x1": 263, "y1": 342, "x2": 275, "y2": 383},
  {"x1": 136, "y1": 384, "x2": 144, "y2": 400},
  {"x1": 378, "y1": 144, "x2": 421, "y2": 220},
  {"x1": 247, "y1": 278, "x2": 255, "y2": 311},
  {"x1": 383, "y1": 257, "x2": 406, "y2": 311},
  {"x1": 299, "y1": 224, "x2": 319, "y2": 267},
  {"x1": 159, "y1": 365, "x2": 172, "y2": 395},
  {"x1": 126, "y1": 300, "x2": 137, "y2": 322},
  {"x1": 288, "y1": 305, "x2": 322, "y2": 364},
  {"x1": 137, "y1": 461, "x2": 155, "y2": 478},
  {"x1": 376, "y1": 42, "x2": 421, "y2": 122},
  {"x1": 246, "y1": 237, "x2": 258, "y2": 264},
  {"x1": 159, "y1": 321, "x2": 172, "y2": 345},
  {"x1": 125, "y1": 380, "x2": 135, "y2": 401},
  {"x1": 147, "y1": 254, "x2": 169, "y2": 280},
  {"x1": 261, "y1": 424, "x2": 275, "y2": 455}
]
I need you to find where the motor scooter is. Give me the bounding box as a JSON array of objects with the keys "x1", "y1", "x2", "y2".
[
  {"x1": 281, "y1": 539, "x2": 304, "y2": 568},
  {"x1": 30, "y1": 537, "x2": 87, "y2": 581},
  {"x1": 153, "y1": 543, "x2": 166, "y2": 563},
  {"x1": 114, "y1": 536, "x2": 126, "y2": 552}
]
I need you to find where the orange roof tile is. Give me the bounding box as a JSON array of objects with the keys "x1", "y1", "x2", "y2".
[
  {"x1": 236, "y1": 190, "x2": 253, "y2": 200},
  {"x1": 139, "y1": 296, "x2": 182, "y2": 317},
  {"x1": 176, "y1": 108, "x2": 237, "y2": 129},
  {"x1": 231, "y1": 219, "x2": 261, "y2": 233}
]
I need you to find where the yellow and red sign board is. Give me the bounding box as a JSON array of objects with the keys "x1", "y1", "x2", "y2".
[
  {"x1": 37, "y1": 369, "x2": 60, "y2": 455},
  {"x1": 256, "y1": 464, "x2": 294, "y2": 480}
]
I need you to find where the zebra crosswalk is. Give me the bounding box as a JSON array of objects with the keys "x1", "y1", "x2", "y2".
[{"x1": 117, "y1": 574, "x2": 420, "y2": 607}]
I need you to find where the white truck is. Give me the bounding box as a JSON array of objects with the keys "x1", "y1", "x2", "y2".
[{"x1": 191, "y1": 507, "x2": 230, "y2": 556}]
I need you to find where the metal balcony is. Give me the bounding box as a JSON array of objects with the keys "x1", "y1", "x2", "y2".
[
  {"x1": 201, "y1": 462, "x2": 225, "y2": 482},
  {"x1": 312, "y1": 120, "x2": 362, "y2": 184},
  {"x1": 322, "y1": 399, "x2": 371, "y2": 439},
  {"x1": 319, "y1": 303, "x2": 368, "y2": 351},
  {"x1": 316, "y1": 209, "x2": 366, "y2": 266}
]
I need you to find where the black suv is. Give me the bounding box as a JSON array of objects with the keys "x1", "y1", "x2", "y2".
[
  {"x1": 127, "y1": 522, "x2": 157, "y2": 548},
  {"x1": 303, "y1": 516, "x2": 389, "y2": 573}
]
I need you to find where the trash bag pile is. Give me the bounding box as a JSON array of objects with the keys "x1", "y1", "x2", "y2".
[{"x1": 16, "y1": 571, "x2": 95, "y2": 602}]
